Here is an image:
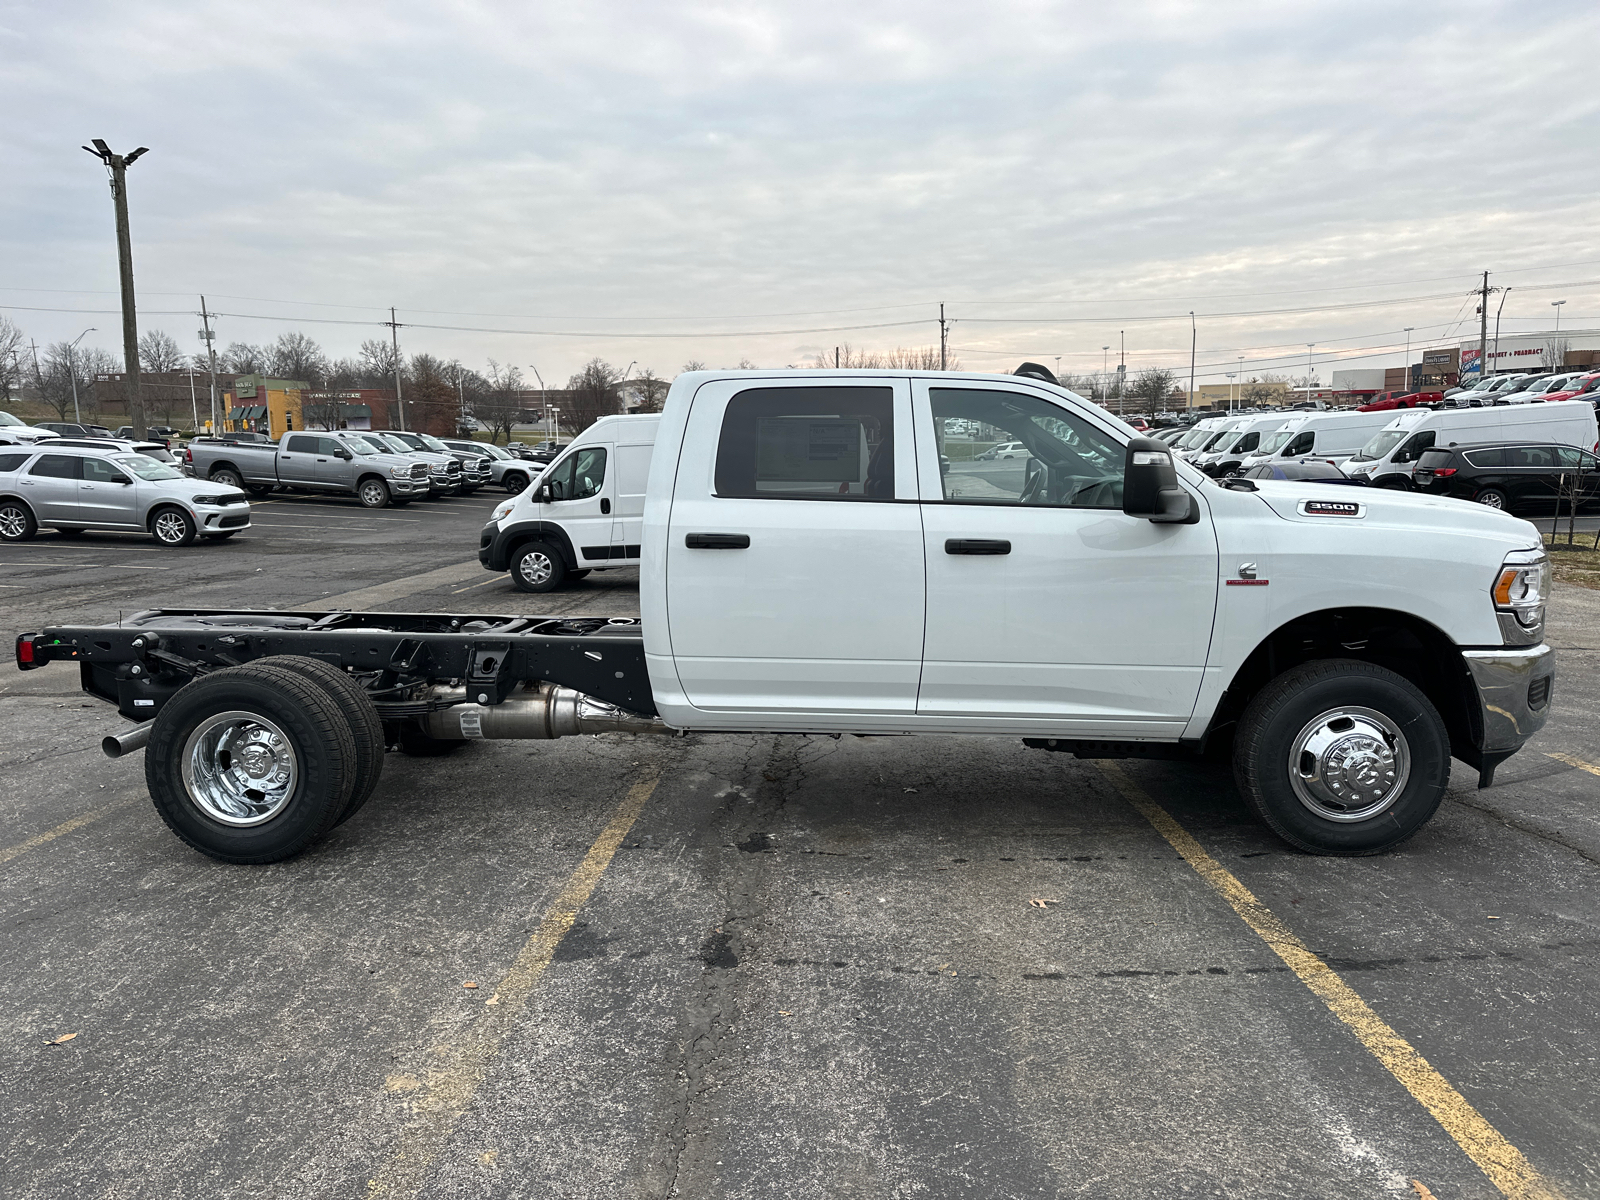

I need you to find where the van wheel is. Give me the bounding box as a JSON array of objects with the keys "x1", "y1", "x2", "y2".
[
  {"x1": 1475, "y1": 488, "x2": 1507, "y2": 510},
  {"x1": 210, "y1": 467, "x2": 245, "y2": 490},
  {"x1": 1233, "y1": 659, "x2": 1449, "y2": 856},
  {"x1": 0, "y1": 500, "x2": 37, "y2": 542},
  {"x1": 253, "y1": 656, "x2": 384, "y2": 825},
  {"x1": 151, "y1": 506, "x2": 198, "y2": 546},
  {"x1": 358, "y1": 478, "x2": 391, "y2": 508},
  {"x1": 504, "y1": 471, "x2": 529, "y2": 493},
  {"x1": 144, "y1": 663, "x2": 357, "y2": 863},
  {"x1": 511, "y1": 541, "x2": 566, "y2": 592}
]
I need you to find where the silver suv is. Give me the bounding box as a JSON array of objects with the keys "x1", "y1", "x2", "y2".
[{"x1": 0, "y1": 443, "x2": 251, "y2": 546}]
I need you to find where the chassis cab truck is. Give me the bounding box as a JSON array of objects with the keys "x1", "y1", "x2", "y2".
[{"x1": 18, "y1": 368, "x2": 1555, "y2": 863}]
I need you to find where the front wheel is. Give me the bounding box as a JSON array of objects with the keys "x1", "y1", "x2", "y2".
[
  {"x1": 503, "y1": 471, "x2": 529, "y2": 493},
  {"x1": 1233, "y1": 659, "x2": 1449, "y2": 855},
  {"x1": 0, "y1": 499, "x2": 37, "y2": 542},
  {"x1": 150, "y1": 506, "x2": 197, "y2": 547},
  {"x1": 510, "y1": 541, "x2": 566, "y2": 592},
  {"x1": 358, "y1": 478, "x2": 391, "y2": 509},
  {"x1": 1475, "y1": 488, "x2": 1507, "y2": 510}
]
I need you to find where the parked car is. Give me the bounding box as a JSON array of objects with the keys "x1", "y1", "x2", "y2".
[
  {"x1": 481, "y1": 414, "x2": 659, "y2": 591},
  {"x1": 36, "y1": 421, "x2": 114, "y2": 438},
  {"x1": 439, "y1": 438, "x2": 534, "y2": 492},
  {"x1": 1496, "y1": 373, "x2": 1584, "y2": 404},
  {"x1": 367, "y1": 430, "x2": 465, "y2": 497},
  {"x1": 1356, "y1": 391, "x2": 1444, "y2": 412},
  {"x1": 0, "y1": 411, "x2": 63, "y2": 446},
  {"x1": 1412, "y1": 442, "x2": 1600, "y2": 513},
  {"x1": 513, "y1": 439, "x2": 569, "y2": 464},
  {"x1": 47, "y1": 437, "x2": 180, "y2": 465},
  {"x1": 975, "y1": 440, "x2": 1030, "y2": 460},
  {"x1": 0, "y1": 442, "x2": 251, "y2": 544},
  {"x1": 1236, "y1": 459, "x2": 1366, "y2": 485},
  {"x1": 1539, "y1": 372, "x2": 1600, "y2": 404},
  {"x1": 382, "y1": 430, "x2": 490, "y2": 494},
  {"x1": 1345, "y1": 400, "x2": 1599, "y2": 489},
  {"x1": 115, "y1": 425, "x2": 180, "y2": 445},
  {"x1": 186, "y1": 431, "x2": 431, "y2": 507}
]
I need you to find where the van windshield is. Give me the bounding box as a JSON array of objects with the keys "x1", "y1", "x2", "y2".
[
  {"x1": 1354, "y1": 429, "x2": 1407, "y2": 462},
  {"x1": 1174, "y1": 426, "x2": 1214, "y2": 449},
  {"x1": 1257, "y1": 430, "x2": 1295, "y2": 454},
  {"x1": 1197, "y1": 429, "x2": 1237, "y2": 452}
]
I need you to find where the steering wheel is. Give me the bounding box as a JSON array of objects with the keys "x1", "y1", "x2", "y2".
[
  {"x1": 1019, "y1": 465, "x2": 1049, "y2": 505},
  {"x1": 1068, "y1": 479, "x2": 1119, "y2": 507}
]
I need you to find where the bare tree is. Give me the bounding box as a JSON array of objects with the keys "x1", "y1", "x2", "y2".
[
  {"x1": 0, "y1": 314, "x2": 24, "y2": 402},
  {"x1": 138, "y1": 329, "x2": 186, "y2": 373},
  {"x1": 564, "y1": 358, "x2": 622, "y2": 433},
  {"x1": 680, "y1": 360, "x2": 707, "y2": 374},
  {"x1": 221, "y1": 342, "x2": 267, "y2": 375},
  {"x1": 473, "y1": 360, "x2": 526, "y2": 444},
  {"x1": 630, "y1": 367, "x2": 670, "y2": 413},
  {"x1": 359, "y1": 338, "x2": 401, "y2": 382},
  {"x1": 1240, "y1": 373, "x2": 1287, "y2": 406},
  {"x1": 1057, "y1": 372, "x2": 1097, "y2": 397},
  {"x1": 807, "y1": 343, "x2": 953, "y2": 370},
  {"x1": 1544, "y1": 338, "x2": 1572, "y2": 371},
  {"x1": 36, "y1": 341, "x2": 101, "y2": 421},
  {"x1": 268, "y1": 331, "x2": 329, "y2": 386},
  {"x1": 1128, "y1": 367, "x2": 1177, "y2": 407}
]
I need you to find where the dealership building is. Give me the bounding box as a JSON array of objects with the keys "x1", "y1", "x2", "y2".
[{"x1": 1459, "y1": 328, "x2": 1600, "y2": 380}]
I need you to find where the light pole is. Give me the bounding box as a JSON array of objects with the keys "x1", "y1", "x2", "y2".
[
  {"x1": 1304, "y1": 344, "x2": 1314, "y2": 406},
  {"x1": 528, "y1": 364, "x2": 548, "y2": 444},
  {"x1": 1236, "y1": 356, "x2": 1244, "y2": 409},
  {"x1": 67, "y1": 327, "x2": 95, "y2": 423},
  {"x1": 1054, "y1": 355, "x2": 1061, "y2": 383},
  {"x1": 1225, "y1": 373, "x2": 1236, "y2": 414},
  {"x1": 549, "y1": 407, "x2": 560, "y2": 444},
  {"x1": 1552, "y1": 299, "x2": 1566, "y2": 332},
  {"x1": 1102, "y1": 346, "x2": 1110, "y2": 405},
  {"x1": 1188, "y1": 312, "x2": 1197, "y2": 414},
  {"x1": 1403, "y1": 327, "x2": 1414, "y2": 395}
]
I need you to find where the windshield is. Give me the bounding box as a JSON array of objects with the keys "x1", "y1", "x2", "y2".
[
  {"x1": 116, "y1": 454, "x2": 183, "y2": 481},
  {"x1": 0, "y1": 411, "x2": 25, "y2": 427},
  {"x1": 418, "y1": 434, "x2": 450, "y2": 452},
  {"x1": 1174, "y1": 426, "x2": 1214, "y2": 449},
  {"x1": 372, "y1": 434, "x2": 414, "y2": 453},
  {"x1": 1354, "y1": 429, "x2": 1407, "y2": 462},
  {"x1": 1257, "y1": 430, "x2": 1295, "y2": 455},
  {"x1": 1206, "y1": 432, "x2": 1243, "y2": 454},
  {"x1": 1197, "y1": 428, "x2": 1238, "y2": 452},
  {"x1": 342, "y1": 436, "x2": 387, "y2": 455}
]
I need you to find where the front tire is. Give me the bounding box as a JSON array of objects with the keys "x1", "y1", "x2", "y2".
[
  {"x1": 504, "y1": 471, "x2": 529, "y2": 493},
  {"x1": 510, "y1": 541, "x2": 566, "y2": 592},
  {"x1": 150, "y1": 506, "x2": 197, "y2": 547},
  {"x1": 1234, "y1": 659, "x2": 1449, "y2": 856},
  {"x1": 0, "y1": 499, "x2": 37, "y2": 542},
  {"x1": 358, "y1": 478, "x2": 391, "y2": 509},
  {"x1": 144, "y1": 663, "x2": 357, "y2": 863}
]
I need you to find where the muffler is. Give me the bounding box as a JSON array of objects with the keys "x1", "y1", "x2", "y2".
[
  {"x1": 421, "y1": 684, "x2": 668, "y2": 741},
  {"x1": 103, "y1": 720, "x2": 153, "y2": 758}
]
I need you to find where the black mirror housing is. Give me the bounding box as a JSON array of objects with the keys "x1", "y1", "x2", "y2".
[{"x1": 1122, "y1": 437, "x2": 1197, "y2": 523}]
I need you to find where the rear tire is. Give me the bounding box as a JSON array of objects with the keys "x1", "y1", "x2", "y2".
[
  {"x1": 150, "y1": 505, "x2": 197, "y2": 547},
  {"x1": 1475, "y1": 488, "x2": 1507, "y2": 510},
  {"x1": 253, "y1": 656, "x2": 385, "y2": 825},
  {"x1": 510, "y1": 541, "x2": 566, "y2": 592},
  {"x1": 144, "y1": 663, "x2": 357, "y2": 863},
  {"x1": 245, "y1": 484, "x2": 274, "y2": 498},
  {"x1": 210, "y1": 467, "x2": 245, "y2": 491},
  {"x1": 0, "y1": 500, "x2": 37, "y2": 542},
  {"x1": 1233, "y1": 658, "x2": 1449, "y2": 856}
]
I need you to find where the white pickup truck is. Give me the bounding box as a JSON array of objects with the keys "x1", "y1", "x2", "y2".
[{"x1": 18, "y1": 366, "x2": 1555, "y2": 864}]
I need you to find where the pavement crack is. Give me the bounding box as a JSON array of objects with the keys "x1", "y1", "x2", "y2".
[{"x1": 1447, "y1": 791, "x2": 1600, "y2": 868}]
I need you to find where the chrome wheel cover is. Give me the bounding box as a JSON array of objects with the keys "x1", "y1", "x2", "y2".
[
  {"x1": 181, "y1": 711, "x2": 299, "y2": 826},
  {"x1": 0, "y1": 506, "x2": 26, "y2": 539},
  {"x1": 1288, "y1": 706, "x2": 1410, "y2": 822},
  {"x1": 1476, "y1": 491, "x2": 1504, "y2": 509},
  {"x1": 153, "y1": 511, "x2": 189, "y2": 543},
  {"x1": 360, "y1": 481, "x2": 386, "y2": 506},
  {"x1": 517, "y1": 548, "x2": 554, "y2": 586}
]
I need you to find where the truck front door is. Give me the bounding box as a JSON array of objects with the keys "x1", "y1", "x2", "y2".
[
  {"x1": 914, "y1": 382, "x2": 1218, "y2": 738},
  {"x1": 664, "y1": 379, "x2": 924, "y2": 718}
]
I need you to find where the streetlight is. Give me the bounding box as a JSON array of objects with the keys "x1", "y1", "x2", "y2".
[
  {"x1": 1552, "y1": 299, "x2": 1567, "y2": 332},
  {"x1": 1188, "y1": 312, "x2": 1197, "y2": 415},
  {"x1": 67, "y1": 327, "x2": 96, "y2": 423},
  {"x1": 1225, "y1": 372, "x2": 1236, "y2": 414},
  {"x1": 1102, "y1": 346, "x2": 1110, "y2": 405},
  {"x1": 1403, "y1": 327, "x2": 1414, "y2": 395},
  {"x1": 528, "y1": 364, "x2": 548, "y2": 444},
  {"x1": 1304, "y1": 344, "x2": 1314, "y2": 406}
]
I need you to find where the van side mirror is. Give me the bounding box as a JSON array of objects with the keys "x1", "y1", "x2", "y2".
[
  {"x1": 536, "y1": 483, "x2": 553, "y2": 503},
  {"x1": 1122, "y1": 437, "x2": 1197, "y2": 524}
]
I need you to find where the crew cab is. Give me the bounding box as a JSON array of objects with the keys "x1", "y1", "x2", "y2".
[
  {"x1": 19, "y1": 366, "x2": 1555, "y2": 865},
  {"x1": 0, "y1": 411, "x2": 62, "y2": 446},
  {"x1": 186, "y1": 430, "x2": 431, "y2": 508}
]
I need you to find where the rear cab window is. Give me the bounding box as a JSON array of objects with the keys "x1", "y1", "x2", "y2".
[{"x1": 715, "y1": 387, "x2": 894, "y2": 500}]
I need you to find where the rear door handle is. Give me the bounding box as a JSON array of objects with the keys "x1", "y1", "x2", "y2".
[
  {"x1": 685, "y1": 533, "x2": 750, "y2": 549},
  {"x1": 945, "y1": 538, "x2": 1010, "y2": 555}
]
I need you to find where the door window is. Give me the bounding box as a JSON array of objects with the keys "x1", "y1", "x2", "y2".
[
  {"x1": 1508, "y1": 446, "x2": 1555, "y2": 468},
  {"x1": 0, "y1": 453, "x2": 28, "y2": 473},
  {"x1": 29, "y1": 454, "x2": 80, "y2": 479},
  {"x1": 932, "y1": 388, "x2": 1123, "y2": 508},
  {"x1": 81, "y1": 458, "x2": 130, "y2": 484},
  {"x1": 1465, "y1": 448, "x2": 1505, "y2": 468},
  {"x1": 285, "y1": 435, "x2": 317, "y2": 453},
  {"x1": 317, "y1": 437, "x2": 345, "y2": 456},
  {"x1": 1285, "y1": 431, "x2": 1315, "y2": 455},
  {"x1": 1553, "y1": 446, "x2": 1596, "y2": 469},
  {"x1": 715, "y1": 387, "x2": 894, "y2": 500},
  {"x1": 545, "y1": 446, "x2": 607, "y2": 500},
  {"x1": 1394, "y1": 431, "x2": 1435, "y2": 462}
]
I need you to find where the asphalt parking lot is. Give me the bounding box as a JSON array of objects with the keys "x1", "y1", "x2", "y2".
[{"x1": 2, "y1": 490, "x2": 1598, "y2": 1199}]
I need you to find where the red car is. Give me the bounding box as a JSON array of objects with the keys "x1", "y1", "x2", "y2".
[
  {"x1": 1539, "y1": 372, "x2": 1600, "y2": 403},
  {"x1": 1357, "y1": 390, "x2": 1443, "y2": 412}
]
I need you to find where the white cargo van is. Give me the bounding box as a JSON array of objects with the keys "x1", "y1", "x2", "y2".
[
  {"x1": 1168, "y1": 416, "x2": 1227, "y2": 458},
  {"x1": 1237, "y1": 409, "x2": 1400, "y2": 471},
  {"x1": 1176, "y1": 416, "x2": 1245, "y2": 462},
  {"x1": 479, "y1": 413, "x2": 659, "y2": 591},
  {"x1": 1189, "y1": 413, "x2": 1292, "y2": 475},
  {"x1": 1345, "y1": 400, "x2": 1599, "y2": 489}
]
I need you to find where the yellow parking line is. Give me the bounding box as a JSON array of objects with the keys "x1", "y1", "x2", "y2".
[
  {"x1": 1545, "y1": 752, "x2": 1600, "y2": 778},
  {"x1": 365, "y1": 771, "x2": 660, "y2": 1198},
  {"x1": 0, "y1": 800, "x2": 138, "y2": 867},
  {"x1": 1096, "y1": 763, "x2": 1563, "y2": 1200}
]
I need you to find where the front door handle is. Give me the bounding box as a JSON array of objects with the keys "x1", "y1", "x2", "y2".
[
  {"x1": 945, "y1": 538, "x2": 1011, "y2": 555},
  {"x1": 601, "y1": 498, "x2": 611, "y2": 514},
  {"x1": 685, "y1": 533, "x2": 750, "y2": 549}
]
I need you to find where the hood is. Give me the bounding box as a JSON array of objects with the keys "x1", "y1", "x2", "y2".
[{"x1": 1248, "y1": 478, "x2": 1539, "y2": 547}]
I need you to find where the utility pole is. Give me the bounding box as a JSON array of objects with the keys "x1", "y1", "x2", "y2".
[
  {"x1": 1118, "y1": 329, "x2": 1126, "y2": 409},
  {"x1": 939, "y1": 303, "x2": 948, "y2": 371},
  {"x1": 1403, "y1": 328, "x2": 1414, "y2": 394},
  {"x1": 83, "y1": 139, "x2": 149, "y2": 439},
  {"x1": 1188, "y1": 312, "x2": 1197, "y2": 414},
  {"x1": 1305, "y1": 344, "x2": 1314, "y2": 405},
  {"x1": 1102, "y1": 346, "x2": 1110, "y2": 403},
  {"x1": 387, "y1": 307, "x2": 406, "y2": 431},
  {"x1": 1478, "y1": 271, "x2": 1490, "y2": 385},
  {"x1": 199, "y1": 297, "x2": 220, "y2": 431}
]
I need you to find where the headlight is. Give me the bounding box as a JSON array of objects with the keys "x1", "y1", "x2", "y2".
[
  {"x1": 388, "y1": 465, "x2": 409, "y2": 477},
  {"x1": 1492, "y1": 549, "x2": 1550, "y2": 641},
  {"x1": 491, "y1": 499, "x2": 516, "y2": 522},
  {"x1": 190, "y1": 494, "x2": 218, "y2": 505}
]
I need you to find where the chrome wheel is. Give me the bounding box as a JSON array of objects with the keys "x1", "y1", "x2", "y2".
[
  {"x1": 0, "y1": 505, "x2": 28, "y2": 540},
  {"x1": 181, "y1": 710, "x2": 299, "y2": 826},
  {"x1": 1288, "y1": 706, "x2": 1410, "y2": 822},
  {"x1": 1476, "y1": 490, "x2": 1505, "y2": 509},
  {"x1": 153, "y1": 510, "x2": 191, "y2": 544},
  {"x1": 359, "y1": 480, "x2": 388, "y2": 507},
  {"x1": 517, "y1": 548, "x2": 554, "y2": 586},
  {"x1": 212, "y1": 469, "x2": 243, "y2": 490}
]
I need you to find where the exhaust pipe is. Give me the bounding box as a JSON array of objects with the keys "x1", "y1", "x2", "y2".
[
  {"x1": 103, "y1": 720, "x2": 153, "y2": 758},
  {"x1": 422, "y1": 684, "x2": 669, "y2": 741}
]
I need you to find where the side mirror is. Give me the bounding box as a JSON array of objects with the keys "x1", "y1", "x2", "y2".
[
  {"x1": 336, "y1": 447, "x2": 352, "y2": 460},
  {"x1": 1122, "y1": 437, "x2": 1197, "y2": 524},
  {"x1": 116, "y1": 476, "x2": 133, "y2": 485},
  {"x1": 535, "y1": 483, "x2": 553, "y2": 503}
]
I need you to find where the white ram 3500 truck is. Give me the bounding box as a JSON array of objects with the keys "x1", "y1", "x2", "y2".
[{"x1": 19, "y1": 367, "x2": 1555, "y2": 863}]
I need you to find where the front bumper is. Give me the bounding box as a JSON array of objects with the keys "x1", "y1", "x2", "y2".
[{"x1": 1463, "y1": 643, "x2": 1554, "y2": 755}]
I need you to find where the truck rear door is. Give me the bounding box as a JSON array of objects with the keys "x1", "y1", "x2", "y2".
[
  {"x1": 663, "y1": 378, "x2": 924, "y2": 716},
  {"x1": 913, "y1": 380, "x2": 1218, "y2": 736}
]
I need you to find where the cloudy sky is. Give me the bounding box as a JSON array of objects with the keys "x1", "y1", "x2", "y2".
[{"x1": 3, "y1": 0, "x2": 1599, "y2": 388}]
